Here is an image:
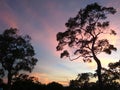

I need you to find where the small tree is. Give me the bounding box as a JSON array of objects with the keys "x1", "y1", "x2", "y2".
[
  {"x1": 56, "y1": 3, "x2": 116, "y2": 89},
  {"x1": 102, "y1": 60, "x2": 120, "y2": 84},
  {"x1": 12, "y1": 74, "x2": 41, "y2": 90},
  {"x1": 0, "y1": 28, "x2": 38, "y2": 89},
  {"x1": 69, "y1": 73, "x2": 94, "y2": 88}
]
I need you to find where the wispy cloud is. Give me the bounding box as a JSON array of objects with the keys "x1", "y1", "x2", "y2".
[{"x1": 0, "y1": 0, "x2": 18, "y2": 28}]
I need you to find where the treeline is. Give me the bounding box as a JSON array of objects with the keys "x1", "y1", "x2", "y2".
[
  {"x1": 0, "y1": 77, "x2": 120, "y2": 90},
  {"x1": 0, "y1": 60, "x2": 120, "y2": 90}
]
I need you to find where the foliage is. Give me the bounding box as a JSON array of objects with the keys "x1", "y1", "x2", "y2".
[
  {"x1": 0, "y1": 28, "x2": 38, "y2": 88},
  {"x1": 70, "y1": 73, "x2": 94, "y2": 88},
  {"x1": 56, "y1": 2, "x2": 117, "y2": 89},
  {"x1": 69, "y1": 73, "x2": 94, "y2": 88},
  {"x1": 56, "y1": 2, "x2": 116, "y2": 62},
  {"x1": 12, "y1": 74, "x2": 42, "y2": 90},
  {"x1": 101, "y1": 60, "x2": 120, "y2": 84},
  {"x1": 0, "y1": 71, "x2": 119, "y2": 90},
  {"x1": 69, "y1": 61, "x2": 120, "y2": 89},
  {"x1": 12, "y1": 73, "x2": 40, "y2": 84}
]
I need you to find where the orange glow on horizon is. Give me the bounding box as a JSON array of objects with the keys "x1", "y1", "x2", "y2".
[{"x1": 29, "y1": 73, "x2": 50, "y2": 84}]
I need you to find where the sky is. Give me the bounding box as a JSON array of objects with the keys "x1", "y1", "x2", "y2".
[{"x1": 0, "y1": 0, "x2": 120, "y2": 85}]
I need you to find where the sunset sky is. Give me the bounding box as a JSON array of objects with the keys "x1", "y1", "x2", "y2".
[{"x1": 0, "y1": 0, "x2": 120, "y2": 85}]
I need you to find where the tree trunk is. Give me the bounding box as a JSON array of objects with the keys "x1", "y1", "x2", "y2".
[
  {"x1": 91, "y1": 37, "x2": 103, "y2": 90},
  {"x1": 95, "y1": 58, "x2": 102, "y2": 89},
  {"x1": 92, "y1": 50, "x2": 103, "y2": 90},
  {"x1": 7, "y1": 71, "x2": 12, "y2": 90}
]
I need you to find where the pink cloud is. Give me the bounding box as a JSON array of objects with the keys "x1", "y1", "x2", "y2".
[
  {"x1": 21, "y1": 3, "x2": 66, "y2": 57},
  {"x1": 0, "y1": 12, "x2": 18, "y2": 28},
  {"x1": 0, "y1": 0, "x2": 68, "y2": 58},
  {"x1": 0, "y1": 0, "x2": 18, "y2": 28}
]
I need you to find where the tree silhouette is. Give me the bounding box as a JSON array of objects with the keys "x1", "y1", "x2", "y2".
[
  {"x1": 69, "y1": 73, "x2": 94, "y2": 88},
  {"x1": 0, "y1": 28, "x2": 38, "y2": 90},
  {"x1": 12, "y1": 74, "x2": 41, "y2": 90},
  {"x1": 56, "y1": 3, "x2": 116, "y2": 89},
  {"x1": 47, "y1": 82, "x2": 63, "y2": 90},
  {"x1": 102, "y1": 60, "x2": 120, "y2": 84},
  {"x1": 12, "y1": 74, "x2": 40, "y2": 84}
]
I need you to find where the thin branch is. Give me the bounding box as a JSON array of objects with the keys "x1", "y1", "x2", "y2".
[
  {"x1": 84, "y1": 55, "x2": 93, "y2": 58},
  {"x1": 69, "y1": 55, "x2": 81, "y2": 61}
]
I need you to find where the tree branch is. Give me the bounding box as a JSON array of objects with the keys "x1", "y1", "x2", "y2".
[{"x1": 69, "y1": 55, "x2": 82, "y2": 61}]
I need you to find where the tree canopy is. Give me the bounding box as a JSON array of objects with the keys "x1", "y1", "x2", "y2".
[
  {"x1": 0, "y1": 28, "x2": 38, "y2": 89},
  {"x1": 56, "y1": 3, "x2": 117, "y2": 89},
  {"x1": 56, "y1": 3, "x2": 116, "y2": 60}
]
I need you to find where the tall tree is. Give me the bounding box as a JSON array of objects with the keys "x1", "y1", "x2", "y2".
[
  {"x1": 0, "y1": 28, "x2": 38, "y2": 89},
  {"x1": 56, "y1": 3, "x2": 116, "y2": 89}
]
